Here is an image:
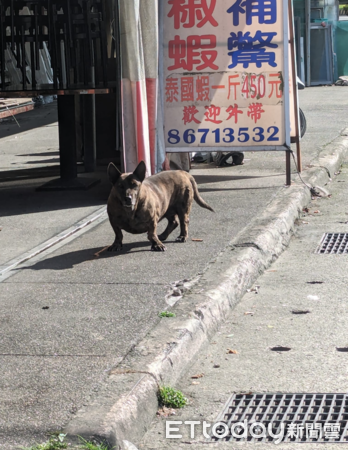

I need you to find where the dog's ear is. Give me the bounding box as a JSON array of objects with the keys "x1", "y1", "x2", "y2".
[
  {"x1": 133, "y1": 161, "x2": 146, "y2": 182},
  {"x1": 108, "y1": 163, "x2": 121, "y2": 185}
]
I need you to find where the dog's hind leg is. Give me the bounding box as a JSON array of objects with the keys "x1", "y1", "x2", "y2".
[
  {"x1": 148, "y1": 221, "x2": 167, "y2": 252},
  {"x1": 176, "y1": 188, "x2": 193, "y2": 243},
  {"x1": 175, "y1": 214, "x2": 190, "y2": 242},
  {"x1": 158, "y1": 215, "x2": 179, "y2": 242}
]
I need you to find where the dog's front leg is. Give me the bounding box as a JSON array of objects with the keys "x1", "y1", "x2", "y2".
[
  {"x1": 148, "y1": 221, "x2": 166, "y2": 252},
  {"x1": 108, "y1": 226, "x2": 123, "y2": 252}
]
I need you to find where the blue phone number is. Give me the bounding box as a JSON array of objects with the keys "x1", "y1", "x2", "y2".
[{"x1": 168, "y1": 127, "x2": 280, "y2": 145}]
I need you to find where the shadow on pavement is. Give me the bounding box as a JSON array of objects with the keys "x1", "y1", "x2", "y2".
[
  {"x1": 194, "y1": 173, "x2": 285, "y2": 184},
  {"x1": 199, "y1": 185, "x2": 281, "y2": 193},
  {"x1": 0, "y1": 169, "x2": 111, "y2": 217},
  {"x1": 17, "y1": 151, "x2": 59, "y2": 158},
  {"x1": 19, "y1": 242, "x2": 152, "y2": 271},
  {"x1": 21, "y1": 158, "x2": 60, "y2": 165},
  {"x1": 0, "y1": 166, "x2": 60, "y2": 182},
  {"x1": 0, "y1": 167, "x2": 280, "y2": 217}
]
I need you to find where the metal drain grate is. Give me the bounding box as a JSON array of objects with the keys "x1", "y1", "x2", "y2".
[
  {"x1": 316, "y1": 233, "x2": 348, "y2": 254},
  {"x1": 213, "y1": 393, "x2": 348, "y2": 442}
]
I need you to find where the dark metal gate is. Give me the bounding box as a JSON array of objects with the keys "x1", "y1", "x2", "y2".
[
  {"x1": 0, "y1": 0, "x2": 123, "y2": 190},
  {"x1": 0, "y1": 0, "x2": 121, "y2": 93}
]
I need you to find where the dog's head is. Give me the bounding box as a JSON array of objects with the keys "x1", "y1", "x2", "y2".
[{"x1": 108, "y1": 161, "x2": 146, "y2": 211}]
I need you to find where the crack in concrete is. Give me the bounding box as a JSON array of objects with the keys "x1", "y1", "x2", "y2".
[{"x1": 234, "y1": 242, "x2": 263, "y2": 251}]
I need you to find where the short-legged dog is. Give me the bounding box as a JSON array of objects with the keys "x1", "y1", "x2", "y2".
[{"x1": 107, "y1": 161, "x2": 214, "y2": 252}]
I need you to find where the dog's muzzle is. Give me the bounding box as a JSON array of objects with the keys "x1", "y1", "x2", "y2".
[{"x1": 124, "y1": 196, "x2": 136, "y2": 209}]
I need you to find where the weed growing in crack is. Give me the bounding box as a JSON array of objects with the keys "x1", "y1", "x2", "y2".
[
  {"x1": 20, "y1": 433, "x2": 67, "y2": 450},
  {"x1": 159, "y1": 386, "x2": 187, "y2": 408},
  {"x1": 159, "y1": 311, "x2": 176, "y2": 318},
  {"x1": 78, "y1": 437, "x2": 110, "y2": 450}
]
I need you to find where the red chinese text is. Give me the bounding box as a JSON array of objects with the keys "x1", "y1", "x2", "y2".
[
  {"x1": 268, "y1": 73, "x2": 283, "y2": 98},
  {"x1": 165, "y1": 78, "x2": 179, "y2": 103},
  {"x1": 196, "y1": 75, "x2": 210, "y2": 101},
  {"x1": 228, "y1": 74, "x2": 240, "y2": 100},
  {"x1": 182, "y1": 106, "x2": 201, "y2": 124},
  {"x1": 168, "y1": 0, "x2": 218, "y2": 29},
  {"x1": 204, "y1": 105, "x2": 222, "y2": 123},
  {"x1": 247, "y1": 103, "x2": 265, "y2": 123},
  {"x1": 226, "y1": 104, "x2": 243, "y2": 123},
  {"x1": 168, "y1": 35, "x2": 218, "y2": 71},
  {"x1": 181, "y1": 77, "x2": 194, "y2": 102}
]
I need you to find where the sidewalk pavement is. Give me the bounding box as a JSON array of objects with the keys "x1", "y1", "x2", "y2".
[
  {"x1": 0, "y1": 86, "x2": 348, "y2": 449},
  {"x1": 140, "y1": 157, "x2": 348, "y2": 450}
]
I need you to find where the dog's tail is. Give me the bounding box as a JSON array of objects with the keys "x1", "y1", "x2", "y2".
[{"x1": 189, "y1": 175, "x2": 215, "y2": 212}]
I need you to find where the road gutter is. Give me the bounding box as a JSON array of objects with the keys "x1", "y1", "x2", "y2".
[{"x1": 0, "y1": 206, "x2": 107, "y2": 282}]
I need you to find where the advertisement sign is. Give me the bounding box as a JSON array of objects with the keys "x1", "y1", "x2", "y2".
[{"x1": 161, "y1": 0, "x2": 291, "y2": 152}]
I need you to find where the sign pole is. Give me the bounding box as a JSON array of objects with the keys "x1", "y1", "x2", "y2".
[
  {"x1": 286, "y1": 150, "x2": 291, "y2": 186},
  {"x1": 288, "y1": 0, "x2": 302, "y2": 173}
]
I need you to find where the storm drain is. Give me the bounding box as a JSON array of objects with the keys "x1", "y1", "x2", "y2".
[
  {"x1": 316, "y1": 233, "x2": 348, "y2": 254},
  {"x1": 212, "y1": 393, "x2": 348, "y2": 442}
]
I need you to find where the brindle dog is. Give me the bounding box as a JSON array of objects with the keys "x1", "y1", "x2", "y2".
[{"x1": 107, "y1": 161, "x2": 214, "y2": 252}]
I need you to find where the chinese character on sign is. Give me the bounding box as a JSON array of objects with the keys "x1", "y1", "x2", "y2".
[
  {"x1": 227, "y1": 0, "x2": 277, "y2": 26},
  {"x1": 226, "y1": 104, "x2": 243, "y2": 123},
  {"x1": 323, "y1": 423, "x2": 340, "y2": 440},
  {"x1": 204, "y1": 105, "x2": 222, "y2": 123},
  {"x1": 183, "y1": 105, "x2": 200, "y2": 124},
  {"x1": 181, "y1": 77, "x2": 194, "y2": 101},
  {"x1": 287, "y1": 423, "x2": 304, "y2": 440},
  {"x1": 306, "y1": 423, "x2": 322, "y2": 440},
  {"x1": 268, "y1": 72, "x2": 283, "y2": 98},
  {"x1": 196, "y1": 76, "x2": 210, "y2": 101},
  {"x1": 168, "y1": 35, "x2": 218, "y2": 71},
  {"x1": 247, "y1": 102, "x2": 265, "y2": 123},
  {"x1": 168, "y1": 0, "x2": 218, "y2": 29},
  {"x1": 228, "y1": 31, "x2": 278, "y2": 69},
  {"x1": 228, "y1": 74, "x2": 240, "y2": 100},
  {"x1": 165, "y1": 78, "x2": 179, "y2": 103}
]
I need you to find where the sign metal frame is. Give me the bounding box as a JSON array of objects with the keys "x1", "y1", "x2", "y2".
[{"x1": 159, "y1": 0, "x2": 300, "y2": 186}]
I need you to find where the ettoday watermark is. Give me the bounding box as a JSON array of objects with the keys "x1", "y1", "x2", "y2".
[{"x1": 166, "y1": 420, "x2": 342, "y2": 443}]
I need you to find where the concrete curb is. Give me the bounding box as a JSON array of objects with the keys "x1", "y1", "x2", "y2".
[
  {"x1": 0, "y1": 100, "x2": 34, "y2": 119},
  {"x1": 66, "y1": 131, "x2": 348, "y2": 450}
]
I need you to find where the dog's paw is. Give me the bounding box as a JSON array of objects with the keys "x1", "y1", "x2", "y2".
[
  {"x1": 158, "y1": 234, "x2": 167, "y2": 242},
  {"x1": 151, "y1": 243, "x2": 167, "y2": 252},
  {"x1": 108, "y1": 243, "x2": 123, "y2": 252},
  {"x1": 175, "y1": 236, "x2": 187, "y2": 243}
]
